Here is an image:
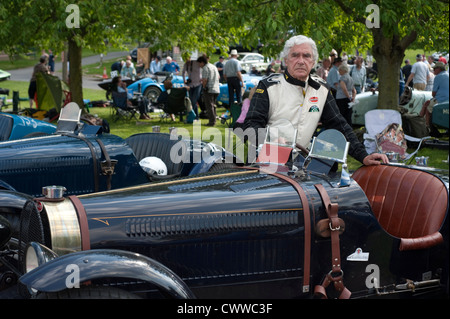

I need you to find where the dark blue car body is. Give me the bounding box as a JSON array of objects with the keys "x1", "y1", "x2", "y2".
[{"x1": 0, "y1": 125, "x2": 234, "y2": 197}]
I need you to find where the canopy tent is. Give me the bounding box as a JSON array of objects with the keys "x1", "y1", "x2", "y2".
[{"x1": 36, "y1": 72, "x2": 69, "y2": 112}]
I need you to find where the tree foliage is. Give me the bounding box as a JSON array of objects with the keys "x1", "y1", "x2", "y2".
[{"x1": 0, "y1": 0, "x2": 448, "y2": 109}]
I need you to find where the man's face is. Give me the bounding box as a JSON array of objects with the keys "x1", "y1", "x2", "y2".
[
  {"x1": 285, "y1": 43, "x2": 315, "y2": 81},
  {"x1": 433, "y1": 68, "x2": 442, "y2": 75}
]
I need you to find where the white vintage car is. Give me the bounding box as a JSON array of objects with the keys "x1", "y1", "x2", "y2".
[
  {"x1": 236, "y1": 52, "x2": 269, "y2": 74},
  {"x1": 351, "y1": 87, "x2": 432, "y2": 126}
]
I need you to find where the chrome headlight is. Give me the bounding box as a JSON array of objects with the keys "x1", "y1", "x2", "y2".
[
  {"x1": 41, "y1": 198, "x2": 82, "y2": 256},
  {"x1": 25, "y1": 242, "x2": 58, "y2": 273}
]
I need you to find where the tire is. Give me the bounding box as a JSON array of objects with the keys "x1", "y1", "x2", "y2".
[
  {"x1": 144, "y1": 86, "x2": 162, "y2": 103},
  {"x1": 35, "y1": 286, "x2": 141, "y2": 299},
  {"x1": 367, "y1": 69, "x2": 378, "y2": 80}
]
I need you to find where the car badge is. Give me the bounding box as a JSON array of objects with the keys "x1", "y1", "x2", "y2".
[
  {"x1": 309, "y1": 96, "x2": 319, "y2": 103},
  {"x1": 346, "y1": 247, "x2": 369, "y2": 261},
  {"x1": 308, "y1": 105, "x2": 319, "y2": 112}
]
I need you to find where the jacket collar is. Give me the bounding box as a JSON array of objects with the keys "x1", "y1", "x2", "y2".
[{"x1": 284, "y1": 69, "x2": 321, "y2": 90}]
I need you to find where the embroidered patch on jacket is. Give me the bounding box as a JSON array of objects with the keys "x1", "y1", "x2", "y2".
[
  {"x1": 309, "y1": 97, "x2": 319, "y2": 103},
  {"x1": 309, "y1": 105, "x2": 320, "y2": 112},
  {"x1": 256, "y1": 89, "x2": 264, "y2": 94}
]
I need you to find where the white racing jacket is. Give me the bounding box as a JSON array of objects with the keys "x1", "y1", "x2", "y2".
[{"x1": 243, "y1": 71, "x2": 368, "y2": 163}]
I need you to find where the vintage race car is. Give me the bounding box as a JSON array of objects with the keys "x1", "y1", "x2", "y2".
[
  {"x1": 432, "y1": 101, "x2": 449, "y2": 129},
  {"x1": 0, "y1": 127, "x2": 448, "y2": 299},
  {"x1": 217, "y1": 74, "x2": 262, "y2": 107},
  {"x1": 127, "y1": 73, "x2": 186, "y2": 103},
  {"x1": 98, "y1": 72, "x2": 185, "y2": 103},
  {"x1": 0, "y1": 112, "x2": 56, "y2": 142},
  {"x1": 0, "y1": 69, "x2": 11, "y2": 81},
  {"x1": 0, "y1": 103, "x2": 235, "y2": 197},
  {"x1": 351, "y1": 87, "x2": 433, "y2": 126},
  {"x1": 100, "y1": 69, "x2": 261, "y2": 109},
  {"x1": 236, "y1": 52, "x2": 269, "y2": 74}
]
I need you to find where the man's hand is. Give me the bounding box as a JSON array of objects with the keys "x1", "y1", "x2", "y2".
[{"x1": 363, "y1": 153, "x2": 389, "y2": 166}]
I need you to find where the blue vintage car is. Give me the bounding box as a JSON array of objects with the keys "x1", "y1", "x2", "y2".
[
  {"x1": 126, "y1": 73, "x2": 185, "y2": 102},
  {"x1": 432, "y1": 101, "x2": 449, "y2": 129},
  {"x1": 0, "y1": 103, "x2": 236, "y2": 197},
  {"x1": 0, "y1": 112, "x2": 56, "y2": 141},
  {"x1": 0, "y1": 128, "x2": 448, "y2": 300},
  {"x1": 217, "y1": 74, "x2": 262, "y2": 107},
  {"x1": 98, "y1": 72, "x2": 185, "y2": 103},
  {"x1": 100, "y1": 71, "x2": 262, "y2": 110}
]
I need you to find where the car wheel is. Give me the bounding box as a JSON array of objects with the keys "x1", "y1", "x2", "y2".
[
  {"x1": 35, "y1": 286, "x2": 141, "y2": 299},
  {"x1": 367, "y1": 69, "x2": 378, "y2": 80},
  {"x1": 144, "y1": 86, "x2": 162, "y2": 103}
]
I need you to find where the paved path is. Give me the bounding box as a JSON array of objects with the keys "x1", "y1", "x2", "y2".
[{"x1": 7, "y1": 51, "x2": 128, "y2": 90}]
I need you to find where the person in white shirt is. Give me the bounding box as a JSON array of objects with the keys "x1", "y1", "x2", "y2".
[
  {"x1": 349, "y1": 56, "x2": 366, "y2": 94},
  {"x1": 405, "y1": 54, "x2": 430, "y2": 90},
  {"x1": 150, "y1": 56, "x2": 161, "y2": 74}
]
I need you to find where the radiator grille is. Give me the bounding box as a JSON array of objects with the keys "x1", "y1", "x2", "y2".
[{"x1": 18, "y1": 201, "x2": 48, "y2": 273}]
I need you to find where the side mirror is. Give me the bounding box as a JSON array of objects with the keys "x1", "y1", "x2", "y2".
[
  {"x1": 0, "y1": 215, "x2": 12, "y2": 248},
  {"x1": 56, "y1": 102, "x2": 82, "y2": 133}
]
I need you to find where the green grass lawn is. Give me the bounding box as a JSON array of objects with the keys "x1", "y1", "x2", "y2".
[
  {"x1": 1, "y1": 46, "x2": 448, "y2": 172},
  {"x1": 83, "y1": 104, "x2": 448, "y2": 171},
  {"x1": 1, "y1": 79, "x2": 448, "y2": 171}
]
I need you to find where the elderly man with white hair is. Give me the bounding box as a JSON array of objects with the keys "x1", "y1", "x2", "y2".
[
  {"x1": 243, "y1": 35, "x2": 388, "y2": 166},
  {"x1": 162, "y1": 56, "x2": 180, "y2": 74}
]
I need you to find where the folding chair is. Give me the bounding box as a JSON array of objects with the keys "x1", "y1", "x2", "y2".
[
  {"x1": 363, "y1": 109, "x2": 431, "y2": 164},
  {"x1": 221, "y1": 103, "x2": 242, "y2": 128},
  {"x1": 111, "y1": 91, "x2": 138, "y2": 121},
  {"x1": 158, "y1": 88, "x2": 188, "y2": 122}
]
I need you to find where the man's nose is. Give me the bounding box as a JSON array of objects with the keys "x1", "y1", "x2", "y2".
[{"x1": 297, "y1": 57, "x2": 306, "y2": 64}]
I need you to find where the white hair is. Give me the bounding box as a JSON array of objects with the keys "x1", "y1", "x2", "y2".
[
  {"x1": 338, "y1": 64, "x2": 349, "y2": 73},
  {"x1": 280, "y1": 35, "x2": 318, "y2": 64}
]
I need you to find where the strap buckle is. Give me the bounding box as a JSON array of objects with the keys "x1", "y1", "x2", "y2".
[{"x1": 329, "y1": 222, "x2": 341, "y2": 231}]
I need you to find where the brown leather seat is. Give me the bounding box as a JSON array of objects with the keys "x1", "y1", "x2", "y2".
[{"x1": 352, "y1": 165, "x2": 448, "y2": 250}]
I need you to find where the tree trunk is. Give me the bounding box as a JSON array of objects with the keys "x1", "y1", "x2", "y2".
[
  {"x1": 68, "y1": 38, "x2": 84, "y2": 110},
  {"x1": 371, "y1": 30, "x2": 406, "y2": 109},
  {"x1": 62, "y1": 48, "x2": 68, "y2": 83},
  {"x1": 373, "y1": 52, "x2": 402, "y2": 109}
]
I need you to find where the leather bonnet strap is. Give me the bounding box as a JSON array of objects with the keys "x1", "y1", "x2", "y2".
[
  {"x1": 267, "y1": 171, "x2": 312, "y2": 294},
  {"x1": 314, "y1": 183, "x2": 351, "y2": 299}
]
